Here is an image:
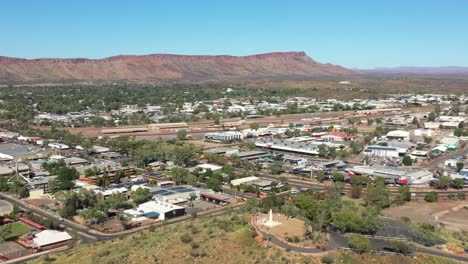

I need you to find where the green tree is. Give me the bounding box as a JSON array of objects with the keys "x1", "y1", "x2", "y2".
[
  {"x1": 453, "y1": 178, "x2": 464, "y2": 189},
  {"x1": 176, "y1": 129, "x2": 188, "y2": 140},
  {"x1": 350, "y1": 140, "x2": 361, "y2": 155},
  {"x1": 80, "y1": 208, "x2": 107, "y2": 222},
  {"x1": 0, "y1": 225, "x2": 12, "y2": 241},
  {"x1": 454, "y1": 128, "x2": 463, "y2": 137},
  {"x1": 60, "y1": 204, "x2": 77, "y2": 218},
  {"x1": 186, "y1": 174, "x2": 198, "y2": 186},
  {"x1": 318, "y1": 144, "x2": 328, "y2": 158},
  {"x1": 172, "y1": 144, "x2": 198, "y2": 167},
  {"x1": 350, "y1": 185, "x2": 362, "y2": 199},
  {"x1": 398, "y1": 186, "x2": 412, "y2": 202},
  {"x1": 402, "y1": 156, "x2": 413, "y2": 166},
  {"x1": 365, "y1": 182, "x2": 390, "y2": 209},
  {"x1": 171, "y1": 167, "x2": 188, "y2": 185},
  {"x1": 333, "y1": 172, "x2": 344, "y2": 182},
  {"x1": 269, "y1": 161, "x2": 284, "y2": 175},
  {"x1": 350, "y1": 176, "x2": 368, "y2": 186},
  {"x1": 207, "y1": 177, "x2": 222, "y2": 192},
  {"x1": 332, "y1": 210, "x2": 364, "y2": 233},
  {"x1": 281, "y1": 203, "x2": 300, "y2": 220},
  {"x1": 435, "y1": 176, "x2": 449, "y2": 190},
  {"x1": 386, "y1": 240, "x2": 414, "y2": 255},
  {"x1": 348, "y1": 233, "x2": 371, "y2": 253},
  {"x1": 315, "y1": 170, "x2": 325, "y2": 183},
  {"x1": 362, "y1": 207, "x2": 385, "y2": 234},
  {"x1": 0, "y1": 178, "x2": 9, "y2": 192},
  {"x1": 427, "y1": 112, "x2": 436, "y2": 122},
  {"x1": 131, "y1": 188, "x2": 153, "y2": 205},
  {"x1": 456, "y1": 162, "x2": 464, "y2": 172},
  {"x1": 17, "y1": 186, "x2": 29, "y2": 198}
]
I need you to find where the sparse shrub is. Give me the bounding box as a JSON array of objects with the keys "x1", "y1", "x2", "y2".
[
  {"x1": 217, "y1": 219, "x2": 233, "y2": 232},
  {"x1": 191, "y1": 226, "x2": 199, "y2": 234},
  {"x1": 180, "y1": 233, "x2": 193, "y2": 244},
  {"x1": 411, "y1": 224, "x2": 444, "y2": 246},
  {"x1": 190, "y1": 249, "x2": 200, "y2": 257},
  {"x1": 385, "y1": 240, "x2": 414, "y2": 255},
  {"x1": 400, "y1": 216, "x2": 411, "y2": 223},
  {"x1": 321, "y1": 254, "x2": 335, "y2": 264},
  {"x1": 348, "y1": 234, "x2": 371, "y2": 253},
  {"x1": 191, "y1": 241, "x2": 200, "y2": 249},
  {"x1": 96, "y1": 250, "x2": 111, "y2": 257},
  {"x1": 424, "y1": 192, "x2": 438, "y2": 202}
]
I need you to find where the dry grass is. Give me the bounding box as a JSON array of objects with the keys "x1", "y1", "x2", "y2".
[{"x1": 27, "y1": 213, "x2": 463, "y2": 264}]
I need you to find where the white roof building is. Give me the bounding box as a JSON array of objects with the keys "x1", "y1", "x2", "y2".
[
  {"x1": 386, "y1": 130, "x2": 410, "y2": 141},
  {"x1": 31, "y1": 230, "x2": 72, "y2": 248},
  {"x1": 124, "y1": 200, "x2": 185, "y2": 221},
  {"x1": 195, "y1": 163, "x2": 222, "y2": 173},
  {"x1": 231, "y1": 176, "x2": 259, "y2": 186},
  {"x1": 91, "y1": 146, "x2": 111, "y2": 153},
  {"x1": 98, "y1": 187, "x2": 128, "y2": 197},
  {"x1": 48, "y1": 143, "x2": 70, "y2": 150}
]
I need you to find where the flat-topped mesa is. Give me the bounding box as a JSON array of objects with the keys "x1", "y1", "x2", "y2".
[{"x1": 0, "y1": 51, "x2": 353, "y2": 84}]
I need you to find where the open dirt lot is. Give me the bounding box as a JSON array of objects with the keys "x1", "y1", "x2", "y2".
[
  {"x1": 383, "y1": 201, "x2": 468, "y2": 231},
  {"x1": 256, "y1": 212, "x2": 305, "y2": 238}
]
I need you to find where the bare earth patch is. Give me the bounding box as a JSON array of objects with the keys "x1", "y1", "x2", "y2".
[{"x1": 383, "y1": 201, "x2": 468, "y2": 231}]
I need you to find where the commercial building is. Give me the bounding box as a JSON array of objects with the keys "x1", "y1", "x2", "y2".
[
  {"x1": 27, "y1": 176, "x2": 58, "y2": 194},
  {"x1": 316, "y1": 160, "x2": 346, "y2": 170},
  {"x1": 348, "y1": 165, "x2": 433, "y2": 185},
  {"x1": 364, "y1": 145, "x2": 402, "y2": 158},
  {"x1": 386, "y1": 130, "x2": 410, "y2": 141},
  {"x1": 231, "y1": 176, "x2": 259, "y2": 186},
  {"x1": 440, "y1": 136, "x2": 461, "y2": 150},
  {"x1": 124, "y1": 200, "x2": 185, "y2": 221},
  {"x1": 444, "y1": 159, "x2": 460, "y2": 168},
  {"x1": 200, "y1": 193, "x2": 230, "y2": 205},
  {"x1": 48, "y1": 143, "x2": 69, "y2": 150},
  {"x1": 149, "y1": 186, "x2": 200, "y2": 204},
  {"x1": 204, "y1": 131, "x2": 243, "y2": 143},
  {"x1": 321, "y1": 132, "x2": 357, "y2": 142},
  {"x1": 282, "y1": 155, "x2": 309, "y2": 166},
  {"x1": 255, "y1": 138, "x2": 320, "y2": 156},
  {"x1": 195, "y1": 163, "x2": 222, "y2": 173},
  {"x1": 232, "y1": 150, "x2": 271, "y2": 160}
]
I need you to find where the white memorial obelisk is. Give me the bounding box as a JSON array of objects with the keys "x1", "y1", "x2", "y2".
[{"x1": 262, "y1": 209, "x2": 281, "y2": 227}]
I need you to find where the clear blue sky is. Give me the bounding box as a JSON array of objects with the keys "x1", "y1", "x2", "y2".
[{"x1": 1, "y1": 0, "x2": 467, "y2": 68}]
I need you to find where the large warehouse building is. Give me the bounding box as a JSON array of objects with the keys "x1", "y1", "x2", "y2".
[
  {"x1": 204, "y1": 131, "x2": 243, "y2": 143},
  {"x1": 348, "y1": 165, "x2": 433, "y2": 185}
]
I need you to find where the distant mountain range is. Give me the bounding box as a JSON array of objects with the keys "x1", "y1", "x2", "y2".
[
  {"x1": 359, "y1": 66, "x2": 468, "y2": 75},
  {"x1": 0, "y1": 52, "x2": 352, "y2": 84}
]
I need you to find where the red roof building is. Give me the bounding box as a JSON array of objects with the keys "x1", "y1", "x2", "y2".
[{"x1": 322, "y1": 131, "x2": 357, "y2": 141}]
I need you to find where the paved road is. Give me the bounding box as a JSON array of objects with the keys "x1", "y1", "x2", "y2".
[
  {"x1": 260, "y1": 174, "x2": 468, "y2": 198},
  {"x1": 257, "y1": 229, "x2": 326, "y2": 253},
  {"x1": 424, "y1": 145, "x2": 468, "y2": 171},
  {"x1": 0, "y1": 192, "x2": 240, "y2": 243},
  {"x1": 261, "y1": 228, "x2": 468, "y2": 263}
]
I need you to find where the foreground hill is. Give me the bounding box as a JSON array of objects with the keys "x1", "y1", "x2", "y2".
[
  {"x1": 27, "y1": 214, "x2": 459, "y2": 264},
  {"x1": 0, "y1": 52, "x2": 352, "y2": 84}
]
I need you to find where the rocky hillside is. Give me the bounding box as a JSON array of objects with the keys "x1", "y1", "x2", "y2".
[{"x1": 0, "y1": 52, "x2": 352, "y2": 84}]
